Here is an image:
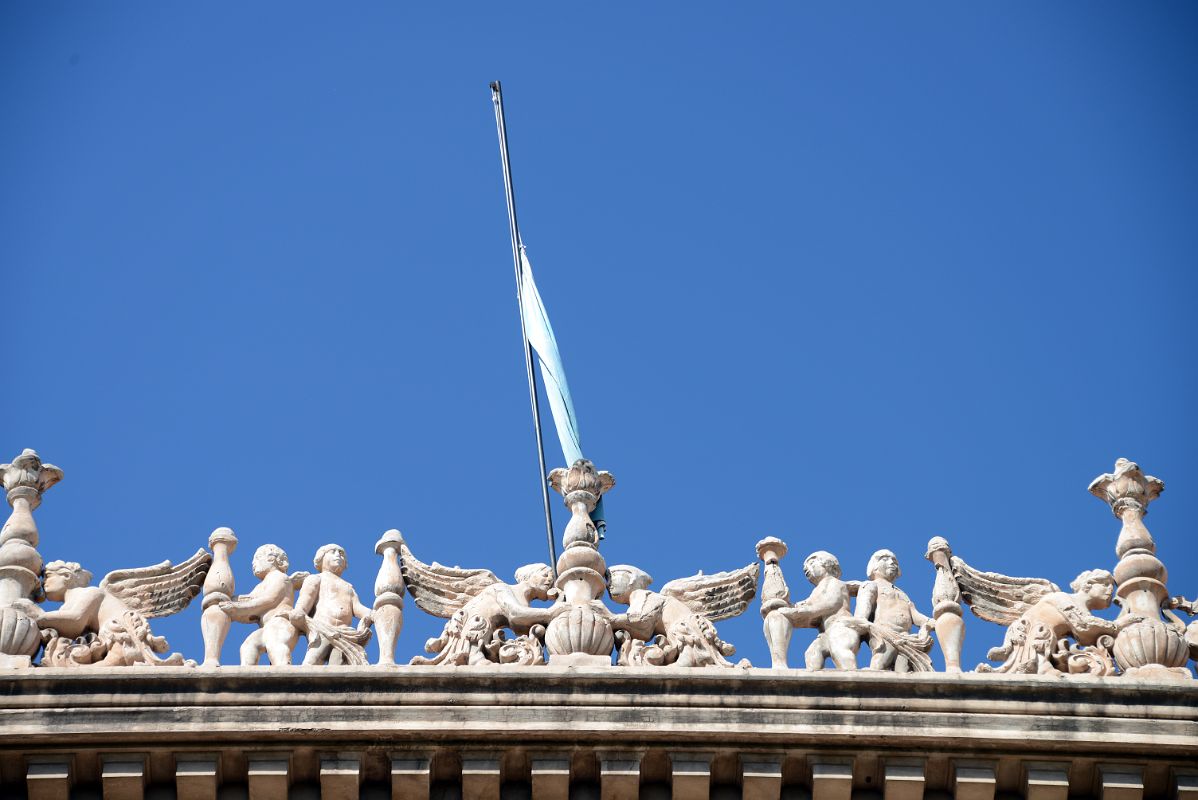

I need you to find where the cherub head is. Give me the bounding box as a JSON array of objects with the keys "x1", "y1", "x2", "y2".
[
  {"x1": 802, "y1": 551, "x2": 841, "y2": 585},
  {"x1": 313, "y1": 543, "x2": 348, "y2": 575},
  {"x1": 514, "y1": 563, "x2": 555, "y2": 600},
  {"x1": 252, "y1": 544, "x2": 289, "y2": 579},
  {"x1": 607, "y1": 565, "x2": 653, "y2": 605},
  {"x1": 42, "y1": 560, "x2": 93, "y2": 601},
  {"x1": 1070, "y1": 568, "x2": 1116, "y2": 610},
  {"x1": 866, "y1": 549, "x2": 901, "y2": 582}
]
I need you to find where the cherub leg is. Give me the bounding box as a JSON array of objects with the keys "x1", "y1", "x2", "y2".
[
  {"x1": 263, "y1": 618, "x2": 300, "y2": 666},
  {"x1": 763, "y1": 611, "x2": 793, "y2": 669},
  {"x1": 239, "y1": 629, "x2": 266, "y2": 666},
  {"x1": 827, "y1": 624, "x2": 860, "y2": 671},
  {"x1": 868, "y1": 635, "x2": 897, "y2": 671},
  {"x1": 302, "y1": 634, "x2": 331, "y2": 666},
  {"x1": 804, "y1": 635, "x2": 830, "y2": 671}
]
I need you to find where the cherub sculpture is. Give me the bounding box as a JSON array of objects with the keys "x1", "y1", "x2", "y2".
[
  {"x1": 400, "y1": 538, "x2": 561, "y2": 666},
  {"x1": 942, "y1": 547, "x2": 1139, "y2": 675},
  {"x1": 607, "y1": 563, "x2": 757, "y2": 668},
  {"x1": 761, "y1": 551, "x2": 859, "y2": 670},
  {"x1": 214, "y1": 544, "x2": 308, "y2": 666},
  {"x1": 852, "y1": 549, "x2": 934, "y2": 672},
  {"x1": 290, "y1": 543, "x2": 373, "y2": 666},
  {"x1": 15, "y1": 551, "x2": 210, "y2": 667}
]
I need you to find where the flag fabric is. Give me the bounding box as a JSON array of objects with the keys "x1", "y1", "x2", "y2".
[{"x1": 518, "y1": 242, "x2": 605, "y2": 528}]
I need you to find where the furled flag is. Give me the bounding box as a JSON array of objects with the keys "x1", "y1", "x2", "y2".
[{"x1": 518, "y1": 242, "x2": 606, "y2": 529}]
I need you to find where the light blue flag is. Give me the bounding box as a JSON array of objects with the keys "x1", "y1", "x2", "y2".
[{"x1": 518, "y1": 243, "x2": 605, "y2": 528}]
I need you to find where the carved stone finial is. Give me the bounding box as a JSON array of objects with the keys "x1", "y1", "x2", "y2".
[
  {"x1": 1089, "y1": 459, "x2": 1189, "y2": 680},
  {"x1": 200, "y1": 527, "x2": 238, "y2": 667},
  {"x1": 0, "y1": 449, "x2": 62, "y2": 669},
  {"x1": 756, "y1": 537, "x2": 790, "y2": 617},
  {"x1": 924, "y1": 536, "x2": 964, "y2": 673},
  {"x1": 544, "y1": 460, "x2": 617, "y2": 666},
  {"x1": 373, "y1": 529, "x2": 405, "y2": 666}
]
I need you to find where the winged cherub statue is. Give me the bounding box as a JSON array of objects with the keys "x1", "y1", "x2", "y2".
[
  {"x1": 400, "y1": 536, "x2": 563, "y2": 666},
  {"x1": 15, "y1": 551, "x2": 211, "y2": 667},
  {"x1": 941, "y1": 540, "x2": 1142, "y2": 675},
  {"x1": 607, "y1": 563, "x2": 758, "y2": 668}
]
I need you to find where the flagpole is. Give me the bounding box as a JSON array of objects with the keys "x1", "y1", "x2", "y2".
[{"x1": 490, "y1": 80, "x2": 559, "y2": 577}]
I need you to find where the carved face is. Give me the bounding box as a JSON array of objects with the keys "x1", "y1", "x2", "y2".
[
  {"x1": 251, "y1": 545, "x2": 287, "y2": 578},
  {"x1": 42, "y1": 562, "x2": 91, "y2": 600},
  {"x1": 527, "y1": 566, "x2": 554, "y2": 598},
  {"x1": 867, "y1": 550, "x2": 900, "y2": 582},
  {"x1": 1083, "y1": 579, "x2": 1114, "y2": 609},
  {"x1": 607, "y1": 565, "x2": 651, "y2": 605},
  {"x1": 317, "y1": 546, "x2": 347, "y2": 575},
  {"x1": 802, "y1": 552, "x2": 839, "y2": 584}
]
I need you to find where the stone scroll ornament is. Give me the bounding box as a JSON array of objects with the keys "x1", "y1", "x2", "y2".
[
  {"x1": 607, "y1": 563, "x2": 758, "y2": 668},
  {"x1": 400, "y1": 536, "x2": 559, "y2": 666}
]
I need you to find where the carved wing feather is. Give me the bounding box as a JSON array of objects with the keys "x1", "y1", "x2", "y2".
[
  {"x1": 950, "y1": 555, "x2": 1060, "y2": 626},
  {"x1": 660, "y1": 562, "x2": 759, "y2": 622},
  {"x1": 98, "y1": 548, "x2": 212, "y2": 619},
  {"x1": 399, "y1": 540, "x2": 500, "y2": 618}
]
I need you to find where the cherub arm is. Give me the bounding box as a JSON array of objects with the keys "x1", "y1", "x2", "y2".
[
  {"x1": 221, "y1": 574, "x2": 291, "y2": 622},
  {"x1": 909, "y1": 601, "x2": 932, "y2": 629},
  {"x1": 853, "y1": 581, "x2": 878, "y2": 623},
  {"x1": 352, "y1": 590, "x2": 373, "y2": 628},
  {"x1": 781, "y1": 579, "x2": 849, "y2": 627},
  {"x1": 292, "y1": 574, "x2": 320, "y2": 618},
  {"x1": 498, "y1": 588, "x2": 563, "y2": 628},
  {"x1": 28, "y1": 589, "x2": 105, "y2": 637},
  {"x1": 610, "y1": 593, "x2": 663, "y2": 640}
]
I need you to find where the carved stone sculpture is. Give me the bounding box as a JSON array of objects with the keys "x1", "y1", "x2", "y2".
[
  {"x1": 373, "y1": 530, "x2": 405, "y2": 666},
  {"x1": 608, "y1": 562, "x2": 757, "y2": 668},
  {"x1": 1089, "y1": 458, "x2": 1191, "y2": 680},
  {"x1": 211, "y1": 544, "x2": 308, "y2": 666},
  {"x1": 853, "y1": 549, "x2": 934, "y2": 672},
  {"x1": 0, "y1": 449, "x2": 62, "y2": 668},
  {"x1": 200, "y1": 527, "x2": 239, "y2": 667},
  {"x1": 545, "y1": 459, "x2": 617, "y2": 666},
  {"x1": 925, "y1": 536, "x2": 965, "y2": 672},
  {"x1": 291, "y1": 544, "x2": 373, "y2": 666},
  {"x1": 761, "y1": 548, "x2": 859, "y2": 670},
  {"x1": 936, "y1": 545, "x2": 1126, "y2": 675},
  {"x1": 16, "y1": 552, "x2": 210, "y2": 667},
  {"x1": 401, "y1": 536, "x2": 559, "y2": 666}
]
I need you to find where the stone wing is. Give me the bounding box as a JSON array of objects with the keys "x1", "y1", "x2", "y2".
[
  {"x1": 951, "y1": 555, "x2": 1060, "y2": 626},
  {"x1": 399, "y1": 539, "x2": 500, "y2": 619},
  {"x1": 660, "y1": 562, "x2": 759, "y2": 622},
  {"x1": 98, "y1": 548, "x2": 212, "y2": 619}
]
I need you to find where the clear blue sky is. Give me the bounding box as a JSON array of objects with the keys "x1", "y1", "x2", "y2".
[{"x1": 4, "y1": 4, "x2": 1196, "y2": 672}]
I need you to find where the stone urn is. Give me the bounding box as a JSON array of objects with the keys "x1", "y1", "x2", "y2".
[
  {"x1": 544, "y1": 459, "x2": 616, "y2": 666},
  {"x1": 1089, "y1": 458, "x2": 1190, "y2": 680},
  {"x1": 0, "y1": 449, "x2": 62, "y2": 668}
]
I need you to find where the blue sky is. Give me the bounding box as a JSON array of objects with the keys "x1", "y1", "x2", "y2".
[{"x1": 4, "y1": 4, "x2": 1196, "y2": 673}]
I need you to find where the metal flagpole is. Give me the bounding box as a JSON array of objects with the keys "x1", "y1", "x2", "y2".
[{"x1": 490, "y1": 80, "x2": 559, "y2": 577}]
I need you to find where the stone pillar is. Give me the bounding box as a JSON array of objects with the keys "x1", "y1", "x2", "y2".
[
  {"x1": 461, "y1": 753, "x2": 501, "y2": 800},
  {"x1": 101, "y1": 754, "x2": 146, "y2": 800},
  {"x1": 670, "y1": 752, "x2": 712, "y2": 800},
  {"x1": 925, "y1": 536, "x2": 965, "y2": 673},
  {"x1": 0, "y1": 450, "x2": 61, "y2": 669},
  {"x1": 883, "y1": 762, "x2": 925, "y2": 800},
  {"x1": 545, "y1": 460, "x2": 617, "y2": 667},
  {"x1": 531, "y1": 756, "x2": 571, "y2": 800},
  {"x1": 757, "y1": 537, "x2": 793, "y2": 669},
  {"x1": 26, "y1": 756, "x2": 72, "y2": 800},
  {"x1": 320, "y1": 753, "x2": 362, "y2": 800},
  {"x1": 1024, "y1": 763, "x2": 1069, "y2": 800},
  {"x1": 741, "y1": 757, "x2": 783, "y2": 800},
  {"x1": 200, "y1": 527, "x2": 238, "y2": 667},
  {"x1": 952, "y1": 764, "x2": 996, "y2": 800},
  {"x1": 1090, "y1": 459, "x2": 1190, "y2": 680},
  {"x1": 373, "y1": 529, "x2": 405, "y2": 666},
  {"x1": 600, "y1": 753, "x2": 642, "y2": 800},
  {"x1": 247, "y1": 754, "x2": 290, "y2": 800},
  {"x1": 390, "y1": 755, "x2": 431, "y2": 800},
  {"x1": 810, "y1": 762, "x2": 853, "y2": 800},
  {"x1": 1098, "y1": 765, "x2": 1143, "y2": 800},
  {"x1": 175, "y1": 754, "x2": 220, "y2": 800}
]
